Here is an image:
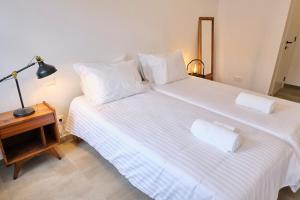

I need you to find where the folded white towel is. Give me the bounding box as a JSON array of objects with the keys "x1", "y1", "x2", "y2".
[
  {"x1": 213, "y1": 121, "x2": 237, "y2": 132},
  {"x1": 191, "y1": 119, "x2": 241, "y2": 153},
  {"x1": 235, "y1": 92, "x2": 275, "y2": 114}
]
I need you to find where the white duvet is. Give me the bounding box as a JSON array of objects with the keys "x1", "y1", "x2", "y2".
[
  {"x1": 153, "y1": 77, "x2": 300, "y2": 158},
  {"x1": 66, "y1": 91, "x2": 300, "y2": 200}
]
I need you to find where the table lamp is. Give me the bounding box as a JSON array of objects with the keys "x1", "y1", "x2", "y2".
[
  {"x1": 187, "y1": 59, "x2": 205, "y2": 78},
  {"x1": 0, "y1": 56, "x2": 57, "y2": 117}
]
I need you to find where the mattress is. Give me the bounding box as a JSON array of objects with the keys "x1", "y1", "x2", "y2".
[
  {"x1": 153, "y1": 76, "x2": 300, "y2": 157},
  {"x1": 66, "y1": 91, "x2": 300, "y2": 200}
]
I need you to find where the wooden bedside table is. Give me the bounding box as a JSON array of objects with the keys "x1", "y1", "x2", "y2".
[
  {"x1": 188, "y1": 73, "x2": 213, "y2": 80},
  {"x1": 0, "y1": 102, "x2": 61, "y2": 179}
]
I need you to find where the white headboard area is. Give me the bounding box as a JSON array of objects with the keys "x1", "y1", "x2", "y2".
[{"x1": 0, "y1": 0, "x2": 218, "y2": 116}]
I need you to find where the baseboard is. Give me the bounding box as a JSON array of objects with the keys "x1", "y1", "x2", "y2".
[{"x1": 284, "y1": 84, "x2": 300, "y2": 89}]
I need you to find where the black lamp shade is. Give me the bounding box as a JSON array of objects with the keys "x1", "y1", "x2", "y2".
[{"x1": 36, "y1": 61, "x2": 57, "y2": 79}]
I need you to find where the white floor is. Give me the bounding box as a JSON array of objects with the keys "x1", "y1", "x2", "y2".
[{"x1": 0, "y1": 141, "x2": 299, "y2": 200}]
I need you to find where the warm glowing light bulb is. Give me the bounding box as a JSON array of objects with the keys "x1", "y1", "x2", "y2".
[{"x1": 193, "y1": 64, "x2": 197, "y2": 74}]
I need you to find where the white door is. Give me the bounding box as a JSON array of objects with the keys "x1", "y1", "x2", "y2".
[{"x1": 269, "y1": 0, "x2": 300, "y2": 95}]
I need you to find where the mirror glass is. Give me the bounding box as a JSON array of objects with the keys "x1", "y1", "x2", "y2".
[{"x1": 198, "y1": 17, "x2": 214, "y2": 80}]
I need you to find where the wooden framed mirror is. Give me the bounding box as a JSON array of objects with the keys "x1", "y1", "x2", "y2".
[{"x1": 198, "y1": 17, "x2": 214, "y2": 80}]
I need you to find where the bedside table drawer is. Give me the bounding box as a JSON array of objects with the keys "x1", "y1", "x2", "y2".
[{"x1": 0, "y1": 114, "x2": 55, "y2": 139}]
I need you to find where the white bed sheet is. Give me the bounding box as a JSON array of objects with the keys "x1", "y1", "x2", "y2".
[
  {"x1": 153, "y1": 77, "x2": 300, "y2": 158},
  {"x1": 66, "y1": 91, "x2": 300, "y2": 200}
]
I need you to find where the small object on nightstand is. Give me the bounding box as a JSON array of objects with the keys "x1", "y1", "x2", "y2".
[
  {"x1": 0, "y1": 56, "x2": 57, "y2": 118},
  {"x1": 186, "y1": 59, "x2": 213, "y2": 80},
  {"x1": 189, "y1": 73, "x2": 206, "y2": 78},
  {"x1": 187, "y1": 59, "x2": 206, "y2": 78},
  {"x1": 0, "y1": 102, "x2": 61, "y2": 179}
]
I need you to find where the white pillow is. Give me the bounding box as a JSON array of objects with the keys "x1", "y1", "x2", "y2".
[
  {"x1": 75, "y1": 60, "x2": 146, "y2": 105},
  {"x1": 73, "y1": 54, "x2": 127, "y2": 77},
  {"x1": 138, "y1": 51, "x2": 188, "y2": 85},
  {"x1": 74, "y1": 55, "x2": 128, "y2": 95}
]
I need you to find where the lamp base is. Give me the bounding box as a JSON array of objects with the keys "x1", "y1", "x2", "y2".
[{"x1": 13, "y1": 107, "x2": 35, "y2": 118}]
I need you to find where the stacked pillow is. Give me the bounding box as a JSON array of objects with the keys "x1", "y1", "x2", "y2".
[
  {"x1": 139, "y1": 51, "x2": 188, "y2": 85},
  {"x1": 73, "y1": 51, "x2": 188, "y2": 105},
  {"x1": 74, "y1": 59, "x2": 146, "y2": 105}
]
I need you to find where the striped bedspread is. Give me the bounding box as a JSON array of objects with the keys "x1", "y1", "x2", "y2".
[
  {"x1": 66, "y1": 91, "x2": 300, "y2": 200},
  {"x1": 153, "y1": 76, "x2": 300, "y2": 158}
]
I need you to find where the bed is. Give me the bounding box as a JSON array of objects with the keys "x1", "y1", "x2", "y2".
[
  {"x1": 66, "y1": 91, "x2": 300, "y2": 200},
  {"x1": 153, "y1": 76, "x2": 300, "y2": 158}
]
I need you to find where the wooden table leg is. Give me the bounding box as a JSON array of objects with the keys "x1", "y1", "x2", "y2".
[
  {"x1": 13, "y1": 162, "x2": 22, "y2": 180},
  {"x1": 12, "y1": 148, "x2": 61, "y2": 180},
  {"x1": 73, "y1": 135, "x2": 82, "y2": 143},
  {"x1": 48, "y1": 147, "x2": 62, "y2": 160}
]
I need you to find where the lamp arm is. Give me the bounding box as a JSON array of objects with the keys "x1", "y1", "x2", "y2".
[
  {"x1": 0, "y1": 61, "x2": 37, "y2": 83},
  {"x1": 17, "y1": 61, "x2": 37, "y2": 74}
]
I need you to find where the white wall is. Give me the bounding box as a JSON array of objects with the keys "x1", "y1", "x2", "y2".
[
  {"x1": 216, "y1": 0, "x2": 291, "y2": 94},
  {"x1": 0, "y1": 0, "x2": 218, "y2": 116}
]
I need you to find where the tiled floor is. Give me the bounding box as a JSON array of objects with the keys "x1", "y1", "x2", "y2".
[
  {"x1": 0, "y1": 141, "x2": 299, "y2": 200},
  {"x1": 275, "y1": 84, "x2": 300, "y2": 103},
  {"x1": 0, "y1": 141, "x2": 151, "y2": 200}
]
